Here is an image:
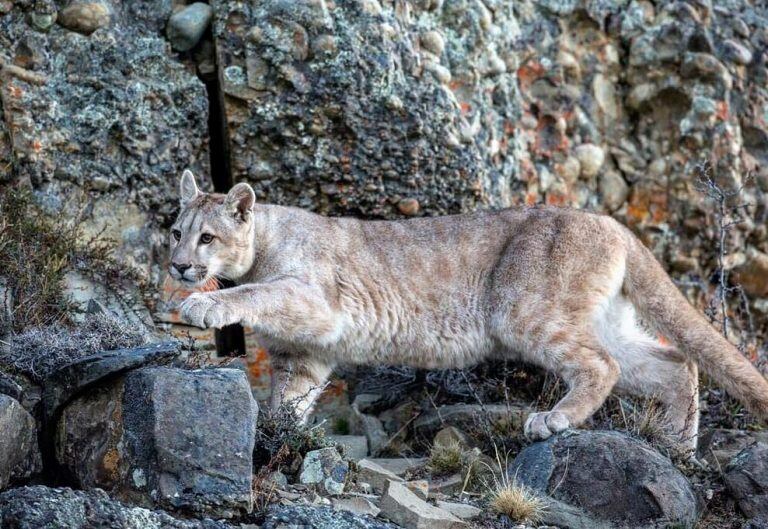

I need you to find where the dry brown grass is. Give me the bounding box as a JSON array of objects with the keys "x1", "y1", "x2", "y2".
[{"x1": 489, "y1": 482, "x2": 546, "y2": 523}]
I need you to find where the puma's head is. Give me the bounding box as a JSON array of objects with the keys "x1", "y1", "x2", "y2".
[{"x1": 168, "y1": 170, "x2": 256, "y2": 285}]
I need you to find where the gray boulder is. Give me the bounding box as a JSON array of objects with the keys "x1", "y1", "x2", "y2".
[
  {"x1": 510, "y1": 430, "x2": 698, "y2": 529},
  {"x1": 56, "y1": 367, "x2": 258, "y2": 518},
  {"x1": 300, "y1": 446, "x2": 349, "y2": 495},
  {"x1": 0, "y1": 486, "x2": 235, "y2": 529},
  {"x1": 724, "y1": 442, "x2": 768, "y2": 519},
  {"x1": 0, "y1": 395, "x2": 41, "y2": 489}
]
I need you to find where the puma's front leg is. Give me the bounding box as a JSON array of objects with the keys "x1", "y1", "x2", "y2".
[
  {"x1": 269, "y1": 356, "x2": 334, "y2": 422},
  {"x1": 181, "y1": 279, "x2": 343, "y2": 347},
  {"x1": 180, "y1": 291, "x2": 244, "y2": 329}
]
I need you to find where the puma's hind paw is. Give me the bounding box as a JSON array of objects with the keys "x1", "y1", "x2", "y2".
[{"x1": 524, "y1": 411, "x2": 571, "y2": 441}]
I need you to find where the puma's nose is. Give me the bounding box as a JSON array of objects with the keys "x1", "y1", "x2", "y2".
[{"x1": 172, "y1": 262, "x2": 191, "y2": 274}]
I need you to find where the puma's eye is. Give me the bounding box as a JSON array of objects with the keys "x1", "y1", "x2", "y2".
[
  {"x1": 199, "y1": 233, "x2": 214, "y2": 245},
  {"x1": 172, "y1": 229, "x2": 181, "y2": 241}
]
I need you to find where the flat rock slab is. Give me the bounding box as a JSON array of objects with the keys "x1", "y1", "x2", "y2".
[
  {"x1": 42, "y1": 341, "x2": 181, "y2": 424},
  {"x1": 380, "y1": 480, "x2": 465, "y2": 529},
  {"x1": 413, "y1": 403, "x2": 528, "y2": 440},
  {"x1": 264, "y1": 505, "x2": 398, "y2": 529},
  {"x1": 0, "y1": 395, "x2": 41, "y2": 489},
  {"x1": 510, "y1": 430, "x2": 698, "y2": 529},
  {"x1": 0, "y1": 486, "x2": 235, "y2": 529},
  {"x1": 724, "y1": 442, "x2": 768, "y2": 519},
  {"x1": 357, "y1": 458, "x2": 404, "y2": 493},
  {"x1": 366, "y1": 458, "x2": 427, "y2": 478},
  {"x1": 331, "y1": 434, "x2": 369, "y2": 460},
  {"x1": 56, "y1": 366, "x2": 258, "y2": 518}
]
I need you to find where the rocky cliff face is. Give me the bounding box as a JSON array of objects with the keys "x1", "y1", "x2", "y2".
[{"x1": 3, "y1": 1, "x2": 768, "y2": 343}]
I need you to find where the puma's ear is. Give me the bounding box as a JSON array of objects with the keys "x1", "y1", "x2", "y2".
[
  {"x1": 180, "y1": 169, "x2": 200, "y2": 207},
  {"x1": 223, "y1": 182, "x2": 256, "y2": 221}
]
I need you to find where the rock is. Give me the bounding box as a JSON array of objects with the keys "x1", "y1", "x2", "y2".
[
  {"x1": 211, "y1": 0, "x2": 520, "y2": 218},
  {"x1": 300, "y1": 447, "x2": 349, "y2": 495},
  {"x1": 332, "y1": 496, "x2": 381, "y2": 518},
  {"x1": 397, "y1": 198, "x2": 421, "y2": 216},
  {"x1": 574, "y1": 144, "x2": 605, "y2": 178},
  {"x1": 733, "y1": 248, "x2": 768, "y2": 297},
  {"x1": 42, "y1": 340, "x2": 181, "y2": 424},
  {"x1": 352, "y1": 393, "x2": 383, "y2": 414},
  {"x1": 56, "y1": 367, "x2": 258, "y2": 518},
  {"x1": 166, "y1": 2, "x2": 213, "y2": 52},
  {"x1": 413, "y1": 403, "x2": 527, "y2": 441},
  {"x1": 435, "y1": 501, "x2": 482, "y2": 520},
  {"x1": 57, "y1": 2, "x2": 110, "y2": 35},
  {"x1": 0, "y1": 486, "x2": 235, "y2": 529},
  {"x1": 266, "y1": 470, "x2": 289, "y2": 490},
  {"x1": 434, "y1": 426, "x2": 472, "y2": 449},
  {"x1": 722, "y1": 39, "x2": 753, "y2": 65},
  {"x1": 357, "y1": 458, "x2": 403, "y2": 493},
  {"x1": 0, "y1": 395, "x2": 41, "y2": 489},
  {"x1": 426, "y1": 473, "x2": 464, "y2": 497},
  {"x1": 420, "y1": 30, "x2": 445, "y2": 56},
  {"x1": 331, "y1": 434, "x2": 369, "y2": 460},
  {"x1": 365, "y1": 458, "x2": 427, "y2": 478},
  {"x1": 380, "y1": 480, "x2": 465, "y2": 529},
  {"x1": 405, "y1": 480, "x2": 429, "y2": 500},
  {"x1": 724, "y1": 442, "x2": 768, "y2": 519},
  {"x1": 356, "y1": 411, "x2": 389, "y2": 456},
  {"x1": 599, "y1": 170, "x2": 629, "y2": 212},
  {"x1": 264, "y1": 504, "x2": 398, "y2": 529},
  {"x1": 698, "y1": 429, "x2": 768, "y2": 467},
  {"x1": 510, "y1": 430, "x2": 698, "y2": 529}
]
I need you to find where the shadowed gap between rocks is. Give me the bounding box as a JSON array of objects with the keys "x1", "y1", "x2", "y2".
[{"x1": 203, "y1": 70, "x2": 245, "y2": 357}]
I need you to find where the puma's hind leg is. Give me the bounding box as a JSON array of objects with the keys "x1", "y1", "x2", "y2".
[{"x1": 525, "y1": 342, "x2": 621, "y2": 441}]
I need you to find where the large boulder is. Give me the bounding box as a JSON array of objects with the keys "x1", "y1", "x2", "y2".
[
  {"x1": 724, "y1": 442, "x2": 768, "y2": 519},
  {"x1": 0, "y1": 394, "x2": 41, "y2": 489},
  {"x1": 56, "y1": 367, "x2": 258, "y2": 518},
  {"x1": 509, "y1": 430, "x2": 698, "y2": 529},
  {"x1": 0, "y1": 486, "x2": 235, "y2": 529}
]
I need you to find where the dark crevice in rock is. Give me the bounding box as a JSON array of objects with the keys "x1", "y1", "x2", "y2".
[{"x1": 202, "y1": 59, "x2": 246, "y2": 357}]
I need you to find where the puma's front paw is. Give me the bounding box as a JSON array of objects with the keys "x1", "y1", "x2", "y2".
[
  {"x1": 180, "y1": 292, "x2": 238, "y2": 329},
  {"x1": 524, "y1": 411, "x2": 571, "y2": 441}
]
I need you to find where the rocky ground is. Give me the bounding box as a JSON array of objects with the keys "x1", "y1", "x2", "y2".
[{"x1": 2, "y1": 0, "x2": 768, "y2": 528}]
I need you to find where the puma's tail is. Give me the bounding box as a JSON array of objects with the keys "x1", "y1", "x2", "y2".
[{"x1": 623, "y1": 234, "x2": 768, "y2": 422}]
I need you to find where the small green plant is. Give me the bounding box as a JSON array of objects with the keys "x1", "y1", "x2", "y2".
[{"x1": 333, "y1": 416, "x2": 350, "y2": 435}]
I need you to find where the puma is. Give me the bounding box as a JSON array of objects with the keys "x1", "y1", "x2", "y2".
[{"x1": 170, "y1": 169, "x2": 768, "y2": 451}]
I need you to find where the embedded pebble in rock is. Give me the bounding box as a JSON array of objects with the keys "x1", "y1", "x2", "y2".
[
  {"x1": 420, "y1": 30, "x2": 444, "y2": 56},
  {"x1": 574, "y1": 144, "x2": 605, "y2": 178},
  {"x1": 599, "y1": 171, "x2": 629, "y2": 212},
  {"x1": 300, "y1": 447, "x2": 349, "y2": 495},
  {"x1": 722, "y1": 39, "x2": 753, "y2": 65},
  {"x1": 397, "y1": 198, "x2": 420, "y2": 217},
  {"x1": 166, "y1": 2, "x2": 213, "y2": 52},
  {"x1": 29, "y1": 11, "x2": 56, "y2": 31},
  {"x1": 57, "y1": 2, "x2": 110, "y2": 35}
]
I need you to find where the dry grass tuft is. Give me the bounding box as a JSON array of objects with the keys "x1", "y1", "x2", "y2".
[
  {"x1": 1, "y1": 312, "x2": 148, "y2": 382},
  {"x1": 489, "y1": 481, "x2": 546, "y2": 523},
  {"x1": 428, "y1": 439, "x2": 465, "y2": 475},
  {"x1": 481, "y1": 444, "x2": 547, "y2": 523}
]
